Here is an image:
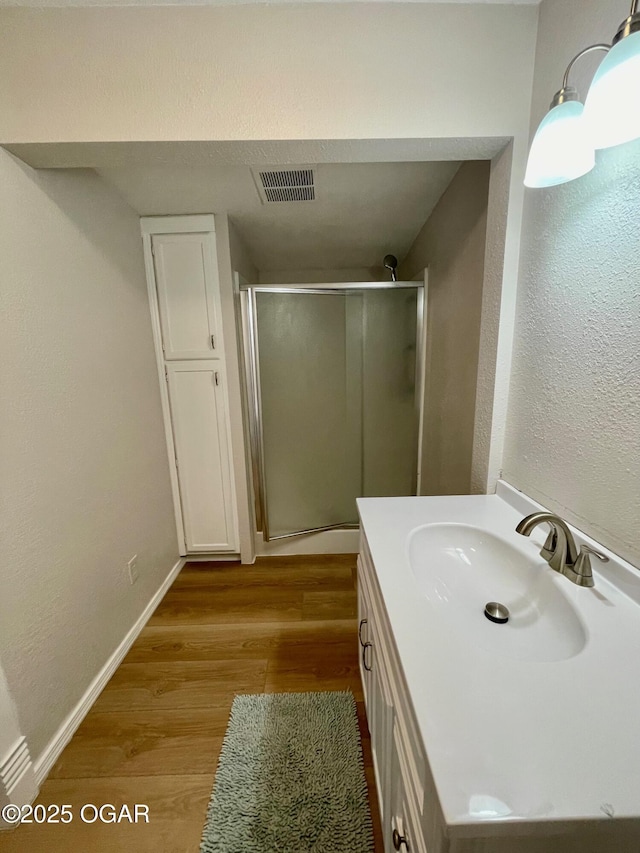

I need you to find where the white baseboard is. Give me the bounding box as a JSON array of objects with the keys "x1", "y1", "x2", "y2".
[
  {"x1": 183, "y1": 553, "x2": 240, "y2": 562},
  {"x1": 33, "y1": 557, "x2": 185, "y2": 785}
]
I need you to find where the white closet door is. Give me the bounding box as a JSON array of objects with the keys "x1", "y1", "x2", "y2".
[
  {"x1": 152, "y1": 232, "x2": 221, "y2": 360},
  {"x1": 167, "y1": 362, "x2": 237, "y2": 552}
]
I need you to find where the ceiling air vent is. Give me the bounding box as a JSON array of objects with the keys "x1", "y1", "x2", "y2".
[{"x1": 257, "y1": 168, "x2": 315, "y2": 202}]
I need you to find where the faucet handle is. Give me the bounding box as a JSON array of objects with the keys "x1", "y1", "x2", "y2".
[
  {"x1": 566, "y1": 545, "x2": 609, "y2": 588},
  {"x1": 540, "y1": 528, "x2": 558, "y2": 561},
  {"x1": 579, "y1": 545, "x2": 609, "y2": 563}
]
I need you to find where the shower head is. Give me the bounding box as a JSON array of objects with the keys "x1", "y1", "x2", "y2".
[{"x1": 383, "y1": 254, "x2": 398, "y2": 282}]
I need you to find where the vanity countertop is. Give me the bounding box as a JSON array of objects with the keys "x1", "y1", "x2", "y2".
[{"x1": 357, "y1": 482, "x2": 640, "y2": 838}]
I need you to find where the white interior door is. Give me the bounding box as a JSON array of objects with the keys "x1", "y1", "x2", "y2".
[
  {"x1": 167, "y1": 362, "x2": 238, "y2": 552},
  {"x1": 152, "y1": 232, "x2": 221, "y2": 360}
]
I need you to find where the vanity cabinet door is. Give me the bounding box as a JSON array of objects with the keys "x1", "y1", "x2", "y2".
[
  {"x1": 370, "y1": 618, "x2": 395, "y2": 849},
  {"x1": 357, "y1": 559, "x2": 374, "y2": 714},
  {"x1": 389, "y1": 722, "x2": 428, "y2": 853},
  {"x1": 358, "y1": 556, "x2": 395, "y2": 837}
]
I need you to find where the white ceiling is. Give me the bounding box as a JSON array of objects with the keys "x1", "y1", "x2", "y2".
[
  {"x1": 1, "y1": 0, "x2": 540, "y2": 6},
  {"x1": 98, "y1": 161, "x2": 461, "y2": 272}
]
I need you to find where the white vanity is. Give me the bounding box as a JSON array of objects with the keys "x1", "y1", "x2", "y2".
[{"x1": 357, "y1": 482, "x2": 640, "y2": 853}]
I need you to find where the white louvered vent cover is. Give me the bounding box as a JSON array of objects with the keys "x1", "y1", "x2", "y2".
[{"x1": 259, "y1": 169, "x2": 315, "y2": 202}]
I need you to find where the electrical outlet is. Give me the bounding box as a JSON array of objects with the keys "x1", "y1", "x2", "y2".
[{"x1": 127, "y1": 555, "x2": 139, "y2": 585}]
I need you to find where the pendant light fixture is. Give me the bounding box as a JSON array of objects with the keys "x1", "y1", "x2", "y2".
[
  {"x1": 583, "y1": 1, "x2": 640, "y2": 149},
  {"x1": 524, "y1": 45, "x2": 608, "y2": 189},
  {"x1": 525, "y1": 0, "x2": 640, "y2": 188}
]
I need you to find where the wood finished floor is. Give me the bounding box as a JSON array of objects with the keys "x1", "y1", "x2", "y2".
[{"x1": 0, "y1": 556, "x2": 383, "y2": 853}]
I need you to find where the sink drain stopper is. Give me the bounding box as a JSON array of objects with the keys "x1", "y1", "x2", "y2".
[{"x1": 484, "y1": 602, "x2": 509, "y2": 624}]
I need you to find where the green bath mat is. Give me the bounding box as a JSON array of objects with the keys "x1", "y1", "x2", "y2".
[{"x1": 200, "y1": 691, "x2": 374, "y2": 853}]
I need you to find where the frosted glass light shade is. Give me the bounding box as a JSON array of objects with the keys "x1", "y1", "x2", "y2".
[
  {"x1": 584, "y1": 31, "x2": 640, "y2": 150},
  {"x1": 524, "y1": 100, "x2": 595, "y2": 188}
]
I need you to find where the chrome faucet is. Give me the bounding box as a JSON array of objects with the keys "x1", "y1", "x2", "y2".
[{"x1": 515, "y1": 512, "x2": 608, "y2": 588}]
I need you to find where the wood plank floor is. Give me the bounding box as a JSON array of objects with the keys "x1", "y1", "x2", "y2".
[{"x1": 0, "y1": 556, "x2": 383, "y2": 853}]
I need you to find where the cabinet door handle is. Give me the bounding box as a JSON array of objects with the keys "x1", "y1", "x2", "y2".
[
  {"x1": 393, "y1": 828, "x2": 409, "y2": 851},
  {"x1": 210, "y1": 334, "x2": 216, "y2": 350},
  {"x1": 358, "y1": 619, "x2": 368, "y2": 647},
  {"x1": 362, "y1": 642, "x2": 373, "y2": 672},
  {"x1": 214, "y1": 371, "x2": 220, "y2": 386}
]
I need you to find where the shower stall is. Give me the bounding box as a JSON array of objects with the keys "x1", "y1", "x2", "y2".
[{"x1": 241, "y1": 281, "x2": 425, "y2": 541}]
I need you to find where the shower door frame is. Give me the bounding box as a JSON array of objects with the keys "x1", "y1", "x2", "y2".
[{"x1": 241, "y1": 282, "x2": 426, "y2": 542}]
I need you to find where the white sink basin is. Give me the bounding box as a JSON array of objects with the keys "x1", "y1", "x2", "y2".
[
  {"x1": 359, "y1": 489, "x2": 640, "y2": 836},
  {"x1": 407, "y1": 522, "x2": 587, "y2": 663}
]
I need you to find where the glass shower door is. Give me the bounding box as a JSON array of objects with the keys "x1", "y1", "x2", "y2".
[
  {"x1": 253, "y1": 290, "x2": 360, "y2": 539},
  {"x1": 249, "y1": 286, "x2": 421, "y2": 541}
]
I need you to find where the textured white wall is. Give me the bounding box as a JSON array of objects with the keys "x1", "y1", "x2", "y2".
[
  {"x1": 0, "y1": 5, "x2": 537, "y2": 144},
  {"x1": 0, "y1": 664, "x2": 22, "y2": 763},
  {"x1": 0, "y1": 3, "x2": 539, "y2": 509},
  {"x1": 214, "y1": 214, "x2": 255, "y2": 562},
  {"x1": 503, "y1": 0, "x2": 640, "y2": 567},
  {"x1": 0, "y1": 151, "x2": 178, "y2": 760},
  {"x1": 228, "y1": 219, "x2": 258, "y2": 285},
  {"x1": 0, "y1": 0, "x2": 542, "y2": 6},
  {"x1": 471, "y1": 140, "x2": 524, "y2": 495},
  {"x1": 400, "y1": 161, "x2": 490, "y2": 495}
]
